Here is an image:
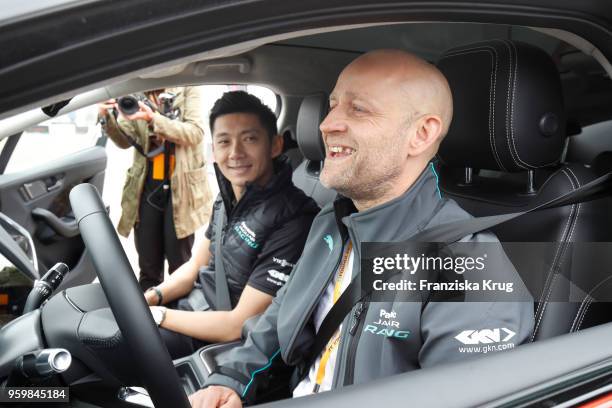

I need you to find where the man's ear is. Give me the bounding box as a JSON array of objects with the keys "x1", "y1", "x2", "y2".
[
  {"x1": 270, "y1": 134, "x2": 284, "y2": 158},
  {"x1": 407, "y1": 115, "x2": 442, "y2": 156}
]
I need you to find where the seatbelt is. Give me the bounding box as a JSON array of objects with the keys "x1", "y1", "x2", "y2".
[
  {"x1": 302, "y1": 171, "x2": 612, "y2": 376},
  {"x1": 214, "y1": 203, "x2": 233, "y2": 311}
]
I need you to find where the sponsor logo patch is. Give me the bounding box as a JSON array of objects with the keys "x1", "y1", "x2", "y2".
[
  {"x1": 272, "y1": 257, "x2": 295, "y2": 268},
  {"x1": 363, "y1": 308, "x2": 410, "y2": 340},
  {"x1": 234, "y1": 222, "x2": 259, "y2": 249},
  {"x1": 454, "y1": 328, "x2": 516, "y2": 345},
  {"x1": 455, "y1": 328, "x2": 517, "y2": 354},
  {"x1": 266, "y1": 269, "x2": 289, "y2": 286}
]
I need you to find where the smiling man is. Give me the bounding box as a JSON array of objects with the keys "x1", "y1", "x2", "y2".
[
  {"x1": 145, "y1": 91, "x2": 318, "y2": 358},
  {"x1": 189, "y1": 50, "x2": 533, "y2": 408}
]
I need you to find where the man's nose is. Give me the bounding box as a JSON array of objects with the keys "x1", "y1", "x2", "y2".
[
  {"x1": 320, "y1": 109, "x2": 348, "y2": 135},
  {"x1": 229, "y1": 141, "x2": 245, "y2": 158}
]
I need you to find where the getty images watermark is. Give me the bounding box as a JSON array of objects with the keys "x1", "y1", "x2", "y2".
[
  {"x1": 359, "y1": 241, "x2": 612, "y2": 302},
  {"x1": 370, "y1": 251, "x2": 515, "y2": 294}
]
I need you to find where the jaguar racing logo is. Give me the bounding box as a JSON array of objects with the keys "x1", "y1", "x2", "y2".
[{"x1": 363, "y1": 308, "x2": 410, "y2": 340}]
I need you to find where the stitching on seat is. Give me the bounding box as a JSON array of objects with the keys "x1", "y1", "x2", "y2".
[
  {"x1": 576, "y1": 298, "x2": 593, "y2": 330},
  {"x1": 564, "y1": 167, "x2": 597, "y2": 332},
  {"x1": 531, "y1": 273, "x2": 559, "y2": 342},
  {"x1": 531, "y1": 169, "x2": 577, "y2": 340},
  {"x1": 502, "y1": 40, "x2": 524, "y2": 170},
  {"x1": 506, "y1": 40, "x2": 528, "y2": 169},
  {"x1": 442, "y1": 46, "x2": 504, "y2": 170},
  {"x1": 566, "y1": 170, "x2": 587, "y2": 332},
  {"x1": 533, "y1": 168, "x2": 575, "y2": 319},
  {"x1": 570, "y1": 295, "x2": 589, "y2": 332},
  {"x1": 564, "y1": 168, "x2": 581, "y2": 247},
  {"x1": 503, "y1": 40, "x2": 560, "y2": 169},
  {"x1": 559, "y1": 168, "x2": 583, "y2": 330},
  {"x1": 574, "y1": 274, "x2": 612, "y2": 331}
]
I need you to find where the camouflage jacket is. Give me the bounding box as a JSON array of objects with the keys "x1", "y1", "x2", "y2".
[{"x1": 102, "y1": 86, "x2": 213, "y2": 238}]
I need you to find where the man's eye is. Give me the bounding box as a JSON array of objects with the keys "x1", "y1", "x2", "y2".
[
  {"x1": 216, "y1": 139, "x2": 229, "y2": 145},
  {"x1": 244, "y1": 135, "x2": 258, "y2": 142},
  {"x1": 352, "y1": 104, "x2": 367, "y2": 113}
]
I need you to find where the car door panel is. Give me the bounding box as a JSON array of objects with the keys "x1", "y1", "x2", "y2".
[{"x1": 0, "y1": 146, "x2": 107, "y2": 286}]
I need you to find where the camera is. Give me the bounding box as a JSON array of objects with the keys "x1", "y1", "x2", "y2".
[
  {"x1": 158, "y1": 92, "x2": 178, "y2": 118},
  {"x1": 117, "y1": 94, "x2": 154, "y2": 116},
  {"x1": 116, "y1": 91, "x2": 178, "y2": 118}
]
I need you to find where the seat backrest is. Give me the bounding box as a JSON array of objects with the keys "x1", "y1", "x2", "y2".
[
  {"x1": 292, "y1": 93, "x2": 336, "y2": 207},
  {"x1": 437, "y1": 40, "x2": 612, "y2": 341}
]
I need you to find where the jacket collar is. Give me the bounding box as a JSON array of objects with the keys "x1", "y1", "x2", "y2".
[
  {"x1": 333, "y1": 163, "x2": 444, "y2": 244},
  {"x1": 214, "y1": 156, "x2": 293, "y2": 215}
]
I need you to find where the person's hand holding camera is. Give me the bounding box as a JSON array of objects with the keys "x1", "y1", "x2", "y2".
[
  {"x1": 97, "y1": 98, "x2": 116, "y2": 118},
  {"x1": 123, "y1": 101, "x2": 155, "y2": 123}
]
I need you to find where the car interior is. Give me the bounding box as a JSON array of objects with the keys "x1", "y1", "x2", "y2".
[{"x1": 2, "y1": 19, "x2": 612, "y2": 407}]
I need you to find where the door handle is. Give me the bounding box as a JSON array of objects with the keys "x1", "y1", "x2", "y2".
[
  {"x1": 31, "y1": 208, "x2": 79, "y2": 238},
  {"x1": 46, "y1": 180, "x2": 62, "y2": 192}
]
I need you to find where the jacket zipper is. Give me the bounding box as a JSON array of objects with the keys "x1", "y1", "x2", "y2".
[{"x1": 343, "y1": 296, "x2": 370, "y2": 386}]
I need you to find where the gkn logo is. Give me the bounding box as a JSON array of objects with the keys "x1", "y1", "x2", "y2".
[{"x1": 454, "y1": 328, "x2": 516, "y2": 345}]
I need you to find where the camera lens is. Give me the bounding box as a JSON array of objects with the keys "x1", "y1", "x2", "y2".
[{"x1": 117, "y1": 96, "x2": 140, "y2": 115}]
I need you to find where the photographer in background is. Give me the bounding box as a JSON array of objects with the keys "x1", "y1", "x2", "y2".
[{"x1": 98, "y1": 87, "x2": 213, "y2": 291}]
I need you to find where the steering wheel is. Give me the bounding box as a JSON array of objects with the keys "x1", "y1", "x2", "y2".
[{"x1": 70, "y1": 184, "x2": 190, "y2": 407}]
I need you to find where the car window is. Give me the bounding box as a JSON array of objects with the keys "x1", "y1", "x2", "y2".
[{"x1": 3, "y1": 105, "x2": 100, "y2": 174}]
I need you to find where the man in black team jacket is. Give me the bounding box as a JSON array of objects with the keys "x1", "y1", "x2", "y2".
[{"x1": 144, "y1": 91, "x2": 319, "y2": 358}]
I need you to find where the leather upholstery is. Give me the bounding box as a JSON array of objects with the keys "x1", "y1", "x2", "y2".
[
  {"x1": 292, "y1": 93, "x2": 336, "y2": 207},
  {"x1": 438, "y1": 40, "x2": 612, "y2": 341},
  {"x1": 296, "y1": 94, "x2": 327, "y2": 161},
  {"x1": 438, "y1": 40, "x2": 566, "y2": 172}
]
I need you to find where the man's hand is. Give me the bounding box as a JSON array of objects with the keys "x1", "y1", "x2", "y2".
[
  {"x1": 144, "y1": 288, "x2": 158, "y2": 306},
  {"x1": 123, "y1": 101, "x2": 155, "y2": 123},
  {"x1": 97, "y1": 99, "x2": 116, "y2": 118},
  {"x1": 188, "y1": 386, "x2": 242, "y2": 408}
]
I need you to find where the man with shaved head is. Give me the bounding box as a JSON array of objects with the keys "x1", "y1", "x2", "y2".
[{"x1": 189, "y1": 50, "x2": 533, "y2": 408}]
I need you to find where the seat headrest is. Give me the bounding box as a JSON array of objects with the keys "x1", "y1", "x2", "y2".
[
  {"x1": 296, "y1": 93, "x2": 327, "y2": 161},
  {"x1": 437, "y1": 40, "x2": 566, "y2": 172}
]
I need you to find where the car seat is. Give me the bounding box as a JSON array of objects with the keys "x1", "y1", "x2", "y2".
[
  {"x1": 292, "y1": 94, "x2": 336, "y2": 207},
  {"x1": 436, "y1": 39, "x2": 612, "y2": 341}
]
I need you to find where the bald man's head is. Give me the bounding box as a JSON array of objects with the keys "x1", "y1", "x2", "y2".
[
  {"x1": 342, "y1": 49, "x2": 453, "y2": 139},
  {"x1": 319, "y1": 48, "x2": 454, "y2": 210}
]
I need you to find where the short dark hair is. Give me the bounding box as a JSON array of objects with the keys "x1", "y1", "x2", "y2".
[{"x1": 209, "y1": 91, "x2": 278, "y2": 139}]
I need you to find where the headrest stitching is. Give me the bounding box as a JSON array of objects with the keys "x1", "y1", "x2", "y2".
[
  {"x1": 442, "y1": 47, "x2": 505, "y2": 170},
  {"x1": 506, "y1": 40, "x2": 560, "y2": 169},
  {"x1": 502, "y1": 40, "x2": 525, "y2": 169},
  {"x1": 508, "y1": 40, "x2": 530, "y2": 169}
]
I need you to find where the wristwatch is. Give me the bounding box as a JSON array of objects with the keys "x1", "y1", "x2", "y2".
[
  {"x1": 147, "y1": 286, "x2": 163, "y2": 305},
  {"x1": 150, "y1": 306, "x2": 167, "y2": 327}
]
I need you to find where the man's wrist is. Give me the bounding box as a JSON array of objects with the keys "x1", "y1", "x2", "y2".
[
  {"x1": 98, "y1": 110, "x2": 110, "y2": 126},
  {"x1": 150, "y1": 306, "x2": 167, "y2": 326},
  {"x1": 147, "y1": 286, "x2": 163, "y2": 305}
]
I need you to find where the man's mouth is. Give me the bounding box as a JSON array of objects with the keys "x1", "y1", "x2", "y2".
[
  {"x1": 327, "y1": 145, "x2": 356, "y2": 159},
  {"x1": 228, "y1": 164, "x2": 252, "y2": 173}
]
